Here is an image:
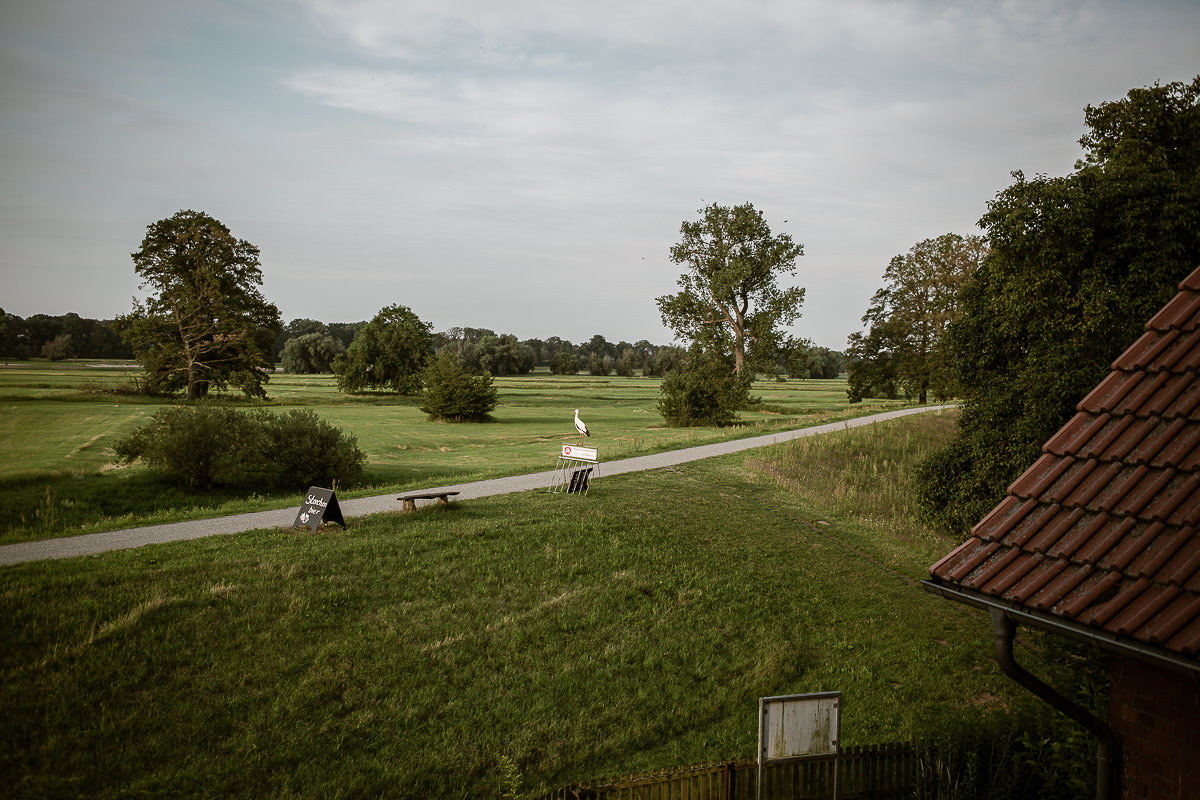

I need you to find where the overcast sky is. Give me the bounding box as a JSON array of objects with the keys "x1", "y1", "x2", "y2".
[{"x1": 2, "y1": 1, "x2": 1198, "y2": 349}]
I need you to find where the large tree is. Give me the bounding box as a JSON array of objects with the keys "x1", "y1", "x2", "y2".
[
  {"x1": 333, "y1": 304, "x2": 433, "y2": 394},
  {"x1": 846, "y1": 234, "x2": 987, "y2": 404},
  {"x1": 657, "y1": 202, "x2": 804, "y2": 376},
  {"x1": 917, "y1": 77, "x2": 1200, "y2": 534},
  {"x1": 117, "y1": 210, "x2": 281, "y2": 400},
  {"x1": 281, "y1": 332, "x2": 344, "y2": 374}
]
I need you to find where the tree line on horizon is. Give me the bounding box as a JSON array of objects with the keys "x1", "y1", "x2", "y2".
[{"x1": 0, "y1": 308, "x2": 846, "y2": 381}]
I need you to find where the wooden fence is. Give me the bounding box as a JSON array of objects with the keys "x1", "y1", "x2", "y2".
[{"x1": 536, "y1": 743, "x2": 914, "y2": 800}]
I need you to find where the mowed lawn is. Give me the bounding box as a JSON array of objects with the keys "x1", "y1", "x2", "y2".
[
  {"x1": 0, "y1": 411, "x2": 1026, "y2": 800},
  {"x1": 0, "y1": 364, "x2": 912, "y2": 544}
]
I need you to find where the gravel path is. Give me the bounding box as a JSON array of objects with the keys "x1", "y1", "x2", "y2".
[{"x1": 0, "y1": 406, "x2": 950, "y2": 566}]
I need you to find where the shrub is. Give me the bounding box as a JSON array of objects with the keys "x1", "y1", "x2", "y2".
[
  {"x1": 657, "y1": 350, "x2": 751, "y2": 427},
  {"x1": 550, "y1": 350, "x2": 579, "y2": 374},
  {"x1": 615, "y1": 349, "x2": 636, "y2": 377},
  {"x1": 41, "y1": 334, "x2": 74, "y2": 361},
  {"x1": 255, "y1": 409, "x2": 366, "y2": 488},
  {"x1": 114, "y1": 405, "x2": 267, "y2": 490},
  {"x1": 115, "y1": 405, "x2": 366, "y2": 491},
  {"x1": 419, "y1": 351, "x2": 498, "y2": 421},
  {"x1": 588, "y1": 353, "x2": 612, "y2": 376}
]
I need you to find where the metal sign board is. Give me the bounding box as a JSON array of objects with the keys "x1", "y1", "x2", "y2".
[
  {"x1": 757, "y1": 692, "x2": 842, "y2": 800},
  {"x1": 561, "y1": 444, "x2": 597, "y2": 462},
  {"x1": 759, "y1": 691, "x2": 841, "y2": 761},
  {"x1": 292, "y1": 486, "x2": 346, "y2": 532}
]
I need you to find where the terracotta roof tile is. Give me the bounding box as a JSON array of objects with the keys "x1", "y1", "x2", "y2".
[
  {"x1": 1129, "y1": 417, "x2": 1191, "y2": 466},
  {"x1": 1143, "y1": 473, "x2": 1198, "y2": 522},
  {"x1": 1011, "y1": 558, "x2": 1076, "y2": 605},
  {"x1": 928, "y1": 265, "x2": 1200, "y2": 664},
  {"x1": 1001, "y1": 503, "x2": 1066, "y2": 547},
  {"x1": 1127, "y1": 525, "x2": 1191, "y2": 580},
  {"x1": 1051, "y1": 567, "x2": 1115, "y2": 616},
  {"x1": 1087, "y1": 464, "x2": 1148, "y2": 513},
  {"x1": 970, "y1": 495, "x2": 1034, "y2": 542},
  {"x1": 1008, "y1": 454, "x2": 1075, "y2": 500},
  {"x1": 1110, "y1": 584, "x2": 1182, "y2": 637},
  {"x1": 1112, "y1": 467, "x2": 1178, "y2": 517},
  {"x1": 969, "y1": 546, "x2": 1024, "y2": 591},
  {"x1": 1044, "y1": 412, "x2": 1110, "y2": 456},
  {"x1": 1165, "y1": 373, "x2": 1200, "y2": 419},
  {"x1": 1187, "y1": 565, "x2": 1200, "y2": 593},
  {"x1": 1178, "y1": 436, "x2": 1200, "y2": 472},
  {"x1": 1059, "y1": 461, "x2": 1121, "y2": 508},
  {"x1": 1113, "y1": 371, "x2": 1172, "y2": 416},
  {"x1": 1113, "y1": 330, "x2": 1181, "y2": 372},
  {"x1": 1166, "y1": 618, "x2": 1200, "y2": 656},
  {"x1": 1156, "y1": 327, "x2": 1200, "y2": 373},
  {"x1": 1148, "y1": 285, "x2": 1200, "y2": 331},
  {"x1": 962, "y1": 546, "x2": 1027, "y2": 591},
  {"x1": 1156, "y1": 531, "x2": 1200, "y2": 586},
  {"x1": 1144, "y1": 595, "x2": 1200, "y2": 647},
  {"x1": 1079, "y1": 577, "x2": 1143, "y2": 627},
  {"x1": 944, "y1": 540, "x2": 999, "y2": 583},
  {"x1": 1079, "y1": 370, "x2": 1143, "y2": 414},
  {"x1": 1102, "y1": 417, "x2": 1161, "y2": 462},
  {"x1": 1030, "y1": 507, "x2": 1090, "y2": 555},
  {"x1": 1072, "y1": 516, "x2": 1139, "y2": 563},
  {"x1": 1141, "y1": 370, "x2": 1198, "y2": 416}
]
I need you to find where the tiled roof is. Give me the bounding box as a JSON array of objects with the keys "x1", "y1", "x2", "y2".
[{"x1": 929, "y1": 266, "x2": 1200, "y2": 660}]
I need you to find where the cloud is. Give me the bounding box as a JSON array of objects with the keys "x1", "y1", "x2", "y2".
[{"x1": 3, "y1": 0, "x2": 1198, "y2": 347}]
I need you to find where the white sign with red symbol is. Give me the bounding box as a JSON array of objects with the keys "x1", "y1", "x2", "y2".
[{"x1": 561, "y1": 444, "x2": 597, "y2": 462}]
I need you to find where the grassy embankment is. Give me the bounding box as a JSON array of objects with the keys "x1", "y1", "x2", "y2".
[
  {"x1": 0, "y1": 363, "x2": 912, "y2": 544},
  {"x1": 1, "y1": 402, "x2": 1051, "y2": 799}
]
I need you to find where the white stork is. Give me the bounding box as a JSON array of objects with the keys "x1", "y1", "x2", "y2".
[{"x1": 573, "y1": 409, "x2": 590, "y2": 444}]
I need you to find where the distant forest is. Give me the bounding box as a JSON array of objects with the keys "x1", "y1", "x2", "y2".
[{"x1": 0, "y1": 310, "x2": 844, "y2": 378}]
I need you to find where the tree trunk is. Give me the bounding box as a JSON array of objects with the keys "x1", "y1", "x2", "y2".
[{"x1": 733, "y1": 330, "x2": 746, "y2": 376}]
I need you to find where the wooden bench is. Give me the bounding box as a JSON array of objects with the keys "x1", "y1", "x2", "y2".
[{"x1": 397, "y1": 491, "x2": 459, "y2": 512}]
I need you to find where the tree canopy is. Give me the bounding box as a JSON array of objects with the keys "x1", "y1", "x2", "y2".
[
  {"x1": 847, "y1": 234, "x2": 987, "y2": 404},
  {"x1": 657, "y1": 203, "x2": 804, "y2": 376},
  {"x1": 333, "y1": 304, "x2": 433, "y2": 394},
  {"x1": 281, "y1": 332, "x2": 344, "y2": 374},
  {"x1": 916, "y1": 77, "x2": 1200, "y2": 534},
  {"x1": 116, "y1": 210, "x2": 281, "y2": 400},
  {"x1": 419, "y1": 351, "x2": 499, "y2": 421}
]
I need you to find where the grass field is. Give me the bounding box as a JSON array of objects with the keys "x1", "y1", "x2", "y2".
[
  {"x1": 1, "y1": 408, "x2": 1059, "y2": 799},
  {"x1": 0, "y1": 363, "x2": 912, "y2": 545}
]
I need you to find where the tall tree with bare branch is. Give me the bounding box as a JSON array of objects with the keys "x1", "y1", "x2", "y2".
[{"x1": 117, "y1": 210, "x2": 281, "y2": 400}]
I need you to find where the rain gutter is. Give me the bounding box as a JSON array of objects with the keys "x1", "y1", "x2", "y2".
[
  {"x1": 921, "y1": 580, "x2": 1200, "y2": 678},
  {"x1": 987, "y1": 606, "x2": 1115, "y2": 800},
  {"x1": 917, "y1": 579, "x2": 1200, "y2": 800}
]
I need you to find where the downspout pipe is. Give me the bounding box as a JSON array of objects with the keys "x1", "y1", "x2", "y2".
[{"x1": 989, "y1": 607, "x2": 1116, "y2": 800}]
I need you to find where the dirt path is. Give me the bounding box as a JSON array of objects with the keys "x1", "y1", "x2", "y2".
[{"x1": 0, "y1": 406, "x2": 951, "y2": 566}]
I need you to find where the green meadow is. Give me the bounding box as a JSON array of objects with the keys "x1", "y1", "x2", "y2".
[
  {"x1": 0, "y1": 363, "x2": 911, "y2": 545},
  {"x1": 0, "y1": 401, "x2": 1067, "y2": 799}
]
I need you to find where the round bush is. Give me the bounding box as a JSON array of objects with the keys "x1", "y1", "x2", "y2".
[
  {"x1": 419, "y1": 351, "x2": 498, "y2": 421},
  {"x1": 115, "y1": 405, "x2": 365, "y2": 491},
  {"x1": 657, "y1": 352, "x2": 751, "y2": 427}
]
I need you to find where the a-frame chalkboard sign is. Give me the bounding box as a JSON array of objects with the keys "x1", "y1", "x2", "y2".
[{"x1": 292, "y1": 486, "x2": 346, "y2": 532}]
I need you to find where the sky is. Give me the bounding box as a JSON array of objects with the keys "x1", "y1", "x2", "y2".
[{"x1": 2, "y1": 1, "x2": 1198, "y2": 350}]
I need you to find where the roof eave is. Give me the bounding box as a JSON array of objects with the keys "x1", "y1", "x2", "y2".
[{"x1": 921, "y1": 578, "x2": 1200, "y2": 679}]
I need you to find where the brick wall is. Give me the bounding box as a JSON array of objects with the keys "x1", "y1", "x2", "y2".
[{"x1": 1109, "y1": 654, "x2": 1200, "y2": 799}]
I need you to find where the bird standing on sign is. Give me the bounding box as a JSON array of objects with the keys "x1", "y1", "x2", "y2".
[{"x1": 573, "y1": 409, "x2": 590, "y2": 444}]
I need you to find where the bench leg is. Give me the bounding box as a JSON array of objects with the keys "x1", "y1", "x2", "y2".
[
  {"x1": 401, "y1": 499, "x2": 416, "y2": 512},
  {"x1": 436, "y1": 495, "x2": 450, "y2": 506}
]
